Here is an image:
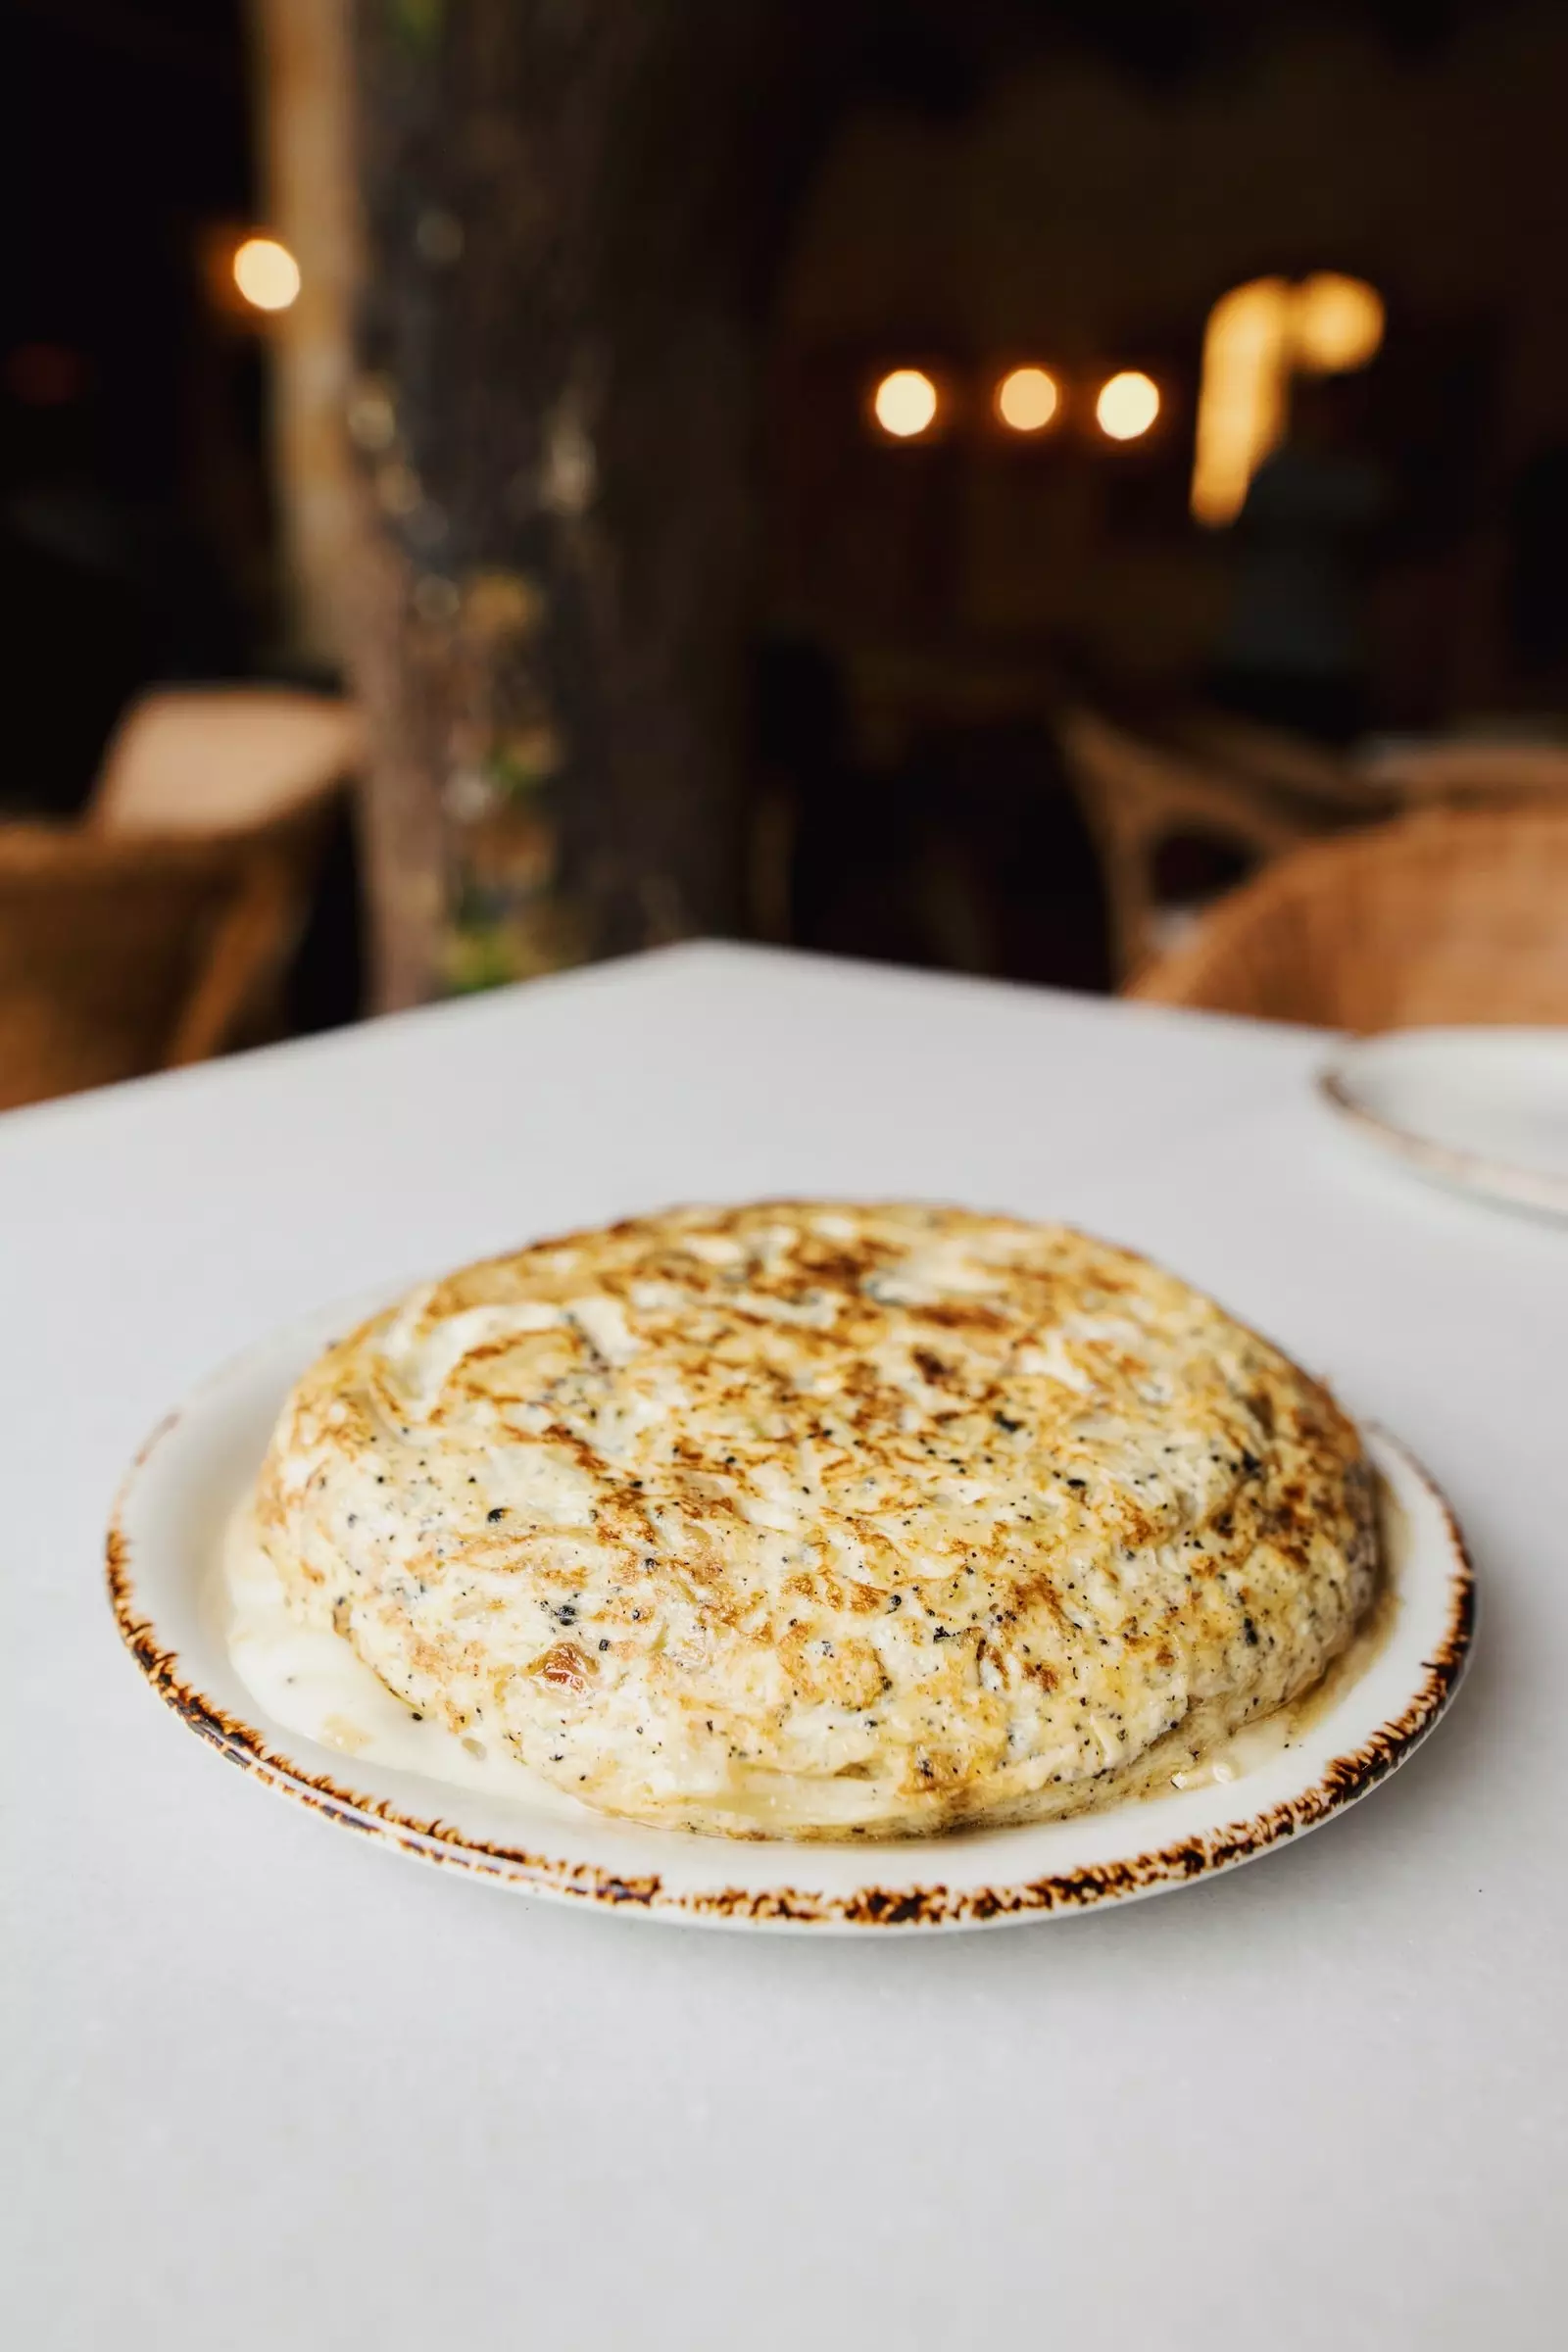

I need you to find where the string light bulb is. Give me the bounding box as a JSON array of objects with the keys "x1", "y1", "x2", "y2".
[
  {"x1": 996, "y1": 367, "x2": 1059, "y2": 432},
  {"x1": 232, "y1": 236, "x2": 301, "y2": 313},
  {"x1": 872, "y1": 368, "x2": 939, "y2": 439},
  {"x1": 1096, "y1": 370, "x2": 1160, "y2": 441}
]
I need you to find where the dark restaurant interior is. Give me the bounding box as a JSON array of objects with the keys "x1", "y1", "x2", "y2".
[{"x1": 5, "y1": 0, "x2": 1568, "y2": 1102}]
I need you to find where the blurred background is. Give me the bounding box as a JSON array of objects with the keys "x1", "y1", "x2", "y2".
[{"x1": 5, "y1": 0, "x2": 1568, "y2": 1107}]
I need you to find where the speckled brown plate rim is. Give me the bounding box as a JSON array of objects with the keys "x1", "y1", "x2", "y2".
[
  {"x1": 107, "y1": 1401, "x2": 1475, "y2": 1933},
  {"x1": 1319, "y1": 1055, "x2": 1568, "y2": 1221}
]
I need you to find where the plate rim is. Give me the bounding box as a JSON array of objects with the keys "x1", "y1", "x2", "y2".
[
  {"x1": 1320, "y1": 1029, "x2": 1568, "y2": 1218},
  {"x1": 106, "y1": 1321, "x2": 1477, "y2": 1934}
]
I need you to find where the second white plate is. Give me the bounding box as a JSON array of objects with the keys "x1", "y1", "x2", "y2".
[{"x1": 1322, "y1": 1026, "x2": 1568, "y2": 1221}]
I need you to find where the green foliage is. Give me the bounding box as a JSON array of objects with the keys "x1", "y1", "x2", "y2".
[
  {"x1": 442, "y1": 918, "x2": 520, "y2": 996},
  {"x1": 390, "y1": 0, "x2": 444, "y2": 51},
  {"x1": 485, "y1": 732, "x2": 560, "y2": 800}
]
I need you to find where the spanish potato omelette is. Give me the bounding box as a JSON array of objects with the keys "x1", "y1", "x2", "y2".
[{"x1": 250, "y1": 1202, "x2": 1377, "y2": 1838}]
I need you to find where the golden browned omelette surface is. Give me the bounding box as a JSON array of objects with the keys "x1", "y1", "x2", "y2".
[{"x1": 252, "y1": 1203, "x2": 1376, "y2": 1838}]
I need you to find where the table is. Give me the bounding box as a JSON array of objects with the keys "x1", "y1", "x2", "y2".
[{"x1": 5, "y1": 944, "x2": 1563, "y2": 2350}]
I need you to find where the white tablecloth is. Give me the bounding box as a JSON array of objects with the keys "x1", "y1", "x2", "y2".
[{"x1": 5, "y1": 944, "x2": 1562, "y2": 2349}]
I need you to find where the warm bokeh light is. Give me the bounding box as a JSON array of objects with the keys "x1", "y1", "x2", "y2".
[
  {"x1": 1292, "y1": 272, "x2": 1385, "y2": 374},
  {"x1": 1192, "y1": 272, "x2": 1384, "y2": 526},
  {"x1": 996, "y1": 366, "x2": 1059, "y2": 432},
  {"x1": 1191, "y1": 276, "x2": 1292, "y2": 527},
  {"x1": 872, "y1": 368, "x2": 939, "y2": 439},
  {"x1": 1096, "y1": 370, "x2": 1160, "y2": 441},
  {"x1": 232, "y1": 235, "x2": 301, "y2": 313}
]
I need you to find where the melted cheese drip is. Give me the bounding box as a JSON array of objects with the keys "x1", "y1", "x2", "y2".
[
  {"x1": 221, "y1": 1508, "x2": 954, "y2": 1831},
  {"x1": 220, "y1": 1487, "x2": 1399, "y2": 1831},
  {"x1": 220, "y1": 1506, "x2": 578, "y2": 1810}
]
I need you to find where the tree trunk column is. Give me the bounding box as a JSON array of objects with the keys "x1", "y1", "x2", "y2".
[{"x1": 344, "y1": 0, "x2": 798, "y2": 1007}]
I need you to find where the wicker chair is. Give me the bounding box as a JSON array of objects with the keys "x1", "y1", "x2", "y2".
[
  {"x1": 0, "y1": 827, "x2": 293, "y2": 1112},
  {"x1": 89, "y1": 685, "x2": 365, "y2": 1037},
  {"x1": 1056, "y1": 706, "x2": 1385, "y2": 980},
  {"x1": 90, "y1": 686, "x2": 364, "y2": 837},
  {"x1": 1126, "y1": 804, "x2": 1568, "y2": 1029},
  {"x1": 1355, "y1": 737, "x2": 1568, "y2": 806},
  {"x1": 1168, "y1": 709, "x2": 1387, "y2": 813}
]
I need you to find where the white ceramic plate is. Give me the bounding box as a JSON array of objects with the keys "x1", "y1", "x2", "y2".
[
  {"x1": 1321, "y1": 1027, "x2": 1568, "y2": 1221},
  {"x1": 109, "y1": 1295, "x2": 1474, "y2": 1934}
]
